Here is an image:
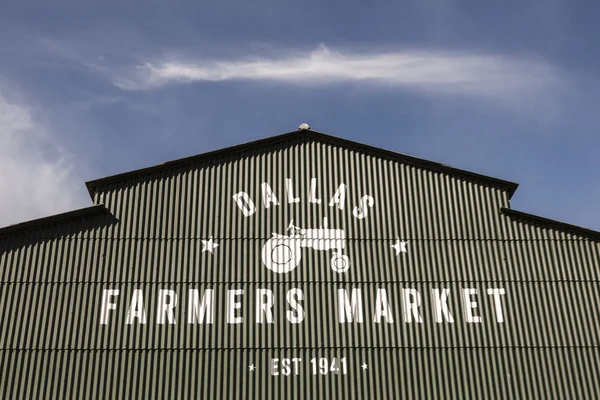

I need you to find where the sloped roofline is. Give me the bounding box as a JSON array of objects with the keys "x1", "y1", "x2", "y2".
[
  {"x1": 0, "y1": 204, "x2": 108, "y2": 238},
  {"x1": 3, "y1": 129, "x2": 600, "y2": 240},
  {"x1": 501, "y1": 207, "x2": 600, "y2": 240},
  {"x1": 85, "y1": 128, "x2": 520, "y2": 199},
  {"x1": 2, "y1": 203, "x2": 599, "y2": 242}
]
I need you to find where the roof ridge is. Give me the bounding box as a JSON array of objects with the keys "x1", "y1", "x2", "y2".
[
  {"x1": 500, "y1": 207, "x2": 600, "y2": 240},
  {"x1": 0, "y1": 204, "x2": 108, "y2": 238},
  {"x1": 84, "y1": 128, "x2": 519, "y2": 199}
]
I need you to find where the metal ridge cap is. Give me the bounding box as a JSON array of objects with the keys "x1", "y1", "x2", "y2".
[
  {"x1": 305, "y1": 130, "x2": 520, "y2": 198},
  {"x1": 84, "y1": 129, "x2": 306, "y2": 197},
  {"x1": 84, "y1": 128, "x2": 519, "y2": 199},
  {"x1": 500, "y1": 207, "x2": 600, "y2": 240},
  {"x1": 0, "y1": 204, "x2": 108, "y2": 238}
]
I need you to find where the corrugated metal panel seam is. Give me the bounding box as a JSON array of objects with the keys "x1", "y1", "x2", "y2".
[{"x1": 0, "y1": 137, "x2": 598, "y2": 399}]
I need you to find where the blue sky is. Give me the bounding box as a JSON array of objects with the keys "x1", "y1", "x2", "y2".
[{"x1": 1, "y1": 0, "x2": 599, "y2": 230}]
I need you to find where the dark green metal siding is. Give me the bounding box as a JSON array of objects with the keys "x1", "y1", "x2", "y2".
[
  {"x1": 1, "y1": 281, "x2": 599, "y2": 349},
  {"x1": 1, "y1": 133, "x2": 598, "y2": 398},
  {"x1": 2, "y1": 348, "x2": 599, "y2": 399}
]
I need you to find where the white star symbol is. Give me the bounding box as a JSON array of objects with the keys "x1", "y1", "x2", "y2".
[
  {"x1": 202, "y1": 236, "x2": 219, "y2": 254},
  {"x1": 249, "y1": 364, "x2": 256, "y2": 372},
  {"x1": 391, "y1": 238, "x2": 408, "y2": 255},
  {"x1": 361, "y1": 363, "x2": 368, "y2": 370}
]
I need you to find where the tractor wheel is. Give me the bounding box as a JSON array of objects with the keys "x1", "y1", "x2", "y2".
[
  {"x1": 261, "y1": 238, "x2": 301, "y2": 274},
  {"x1": 330, "y1": 253, "x2": 350, "y2": 273}
]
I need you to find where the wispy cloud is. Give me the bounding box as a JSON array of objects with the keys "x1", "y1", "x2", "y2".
[
  {"x1": 0, "y1": 86, "x2": 89, "y2": 227},
  {"x1": 112, "y1": 45, "x2": 562, "y2": 103}
]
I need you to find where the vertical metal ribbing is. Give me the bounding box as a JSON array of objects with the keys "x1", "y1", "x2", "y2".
[{"x1": 0, "y1": 135, "x2": 598, "y2": 398}]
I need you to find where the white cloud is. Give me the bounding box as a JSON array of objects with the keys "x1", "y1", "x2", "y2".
[
  {"x1": 0, "y1": 88, "x2": 89, "y2": 227},
  {"x1": 113, "y1": 45, "x2": 561, "y2": 103}
]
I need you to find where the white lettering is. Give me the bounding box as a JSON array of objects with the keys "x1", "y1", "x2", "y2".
[
  {"x1": 126, "y1": 289, "x2": 147, "y2": 325},
  {"x1": 227, "y1": 289, "x2": 244, "y2": 324},
  {"x1": 232, "y1": 191, "x2": 256, "y2": 217},
  {"x1": 462, "y1": 288, "x2": 481, "y2": 323},
  {"x1": 402, "y1": 288, "x2": 423, "y2": 323},
  {"x1": 256, "y1": 288, "x2": 275, "y2": 324},
  {"x1": 373, "y1": 288, "x2": 394, "y2": 323},
  {"x1": 270, "y1": 358, "x2": 280, "y2": 376},
  {"x1": 285, "y1": 178, "x2": 300, "y2": 203},
  {"x1": 309, "y1": 178, "x2": 321, "y2": 204},
  {"x1": 282, "y1": 359, "x2": 291, "y2": 376},
  {"x1": 431, "y1": 288, "x2": 454, "y2": 323},
  {"x1": 100, "y1": 289, "x2": 119, "y2": 325},
  {"x1": 292, "y1": 358, "x2": 302, "y2": 375},
  {"x1": 328, "y1": 183, "x2": 346, "y2": 210},
  {"x1": 156, "y1": 289, "x2": 177, "y2": 325},
  {"x1": 286, "y1": 289, "x2": 305, "y2": 324},
  {"x1": 352, "y1": 195, "x2": 374, "y2": 219},
  {"x1": 338, "y1": 289, "x2": 363, "y2": 323},
  {"x1": 188, "y1": 289, "x2": 214, "y2": 324},
  {"x1": 487, "y1": 288, "x2": 506, "y2": 323},
  {"x1": 261, "y1": 183, "x2": 279, "y2": 209}
]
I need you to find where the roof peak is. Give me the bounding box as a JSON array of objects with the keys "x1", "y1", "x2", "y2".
[{"x1": 85, "y1": 128, "x2": 519, "y2": 199}]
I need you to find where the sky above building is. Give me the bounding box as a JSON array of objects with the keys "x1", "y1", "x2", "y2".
[{"x1": 0, "y1": 0, "x2": 598, "y2": 230}]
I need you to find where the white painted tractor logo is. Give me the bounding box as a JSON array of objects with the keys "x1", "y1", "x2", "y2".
[{"x1": 262, "y1": 218, "x2": 350, "y2": 274}]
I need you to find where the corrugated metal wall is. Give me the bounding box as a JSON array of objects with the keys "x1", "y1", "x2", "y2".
[
  {"x1": 1, "y1": 282, "x2": 599, "y2": 349},
  {"x1": 1, "y1": 134, "x2": 599, "y2": 398},
  {"x1": 2, "y1": 348, "x2": 599, "y2": 399}
]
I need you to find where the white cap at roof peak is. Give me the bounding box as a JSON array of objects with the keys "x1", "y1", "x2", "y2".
[{"x1": 298, "y1": 123, "x2": 310, "y2": 130}]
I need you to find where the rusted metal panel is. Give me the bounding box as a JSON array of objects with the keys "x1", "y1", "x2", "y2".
[{"x1": 0, "y1": 131, "x2": 598, "y2": 398}]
